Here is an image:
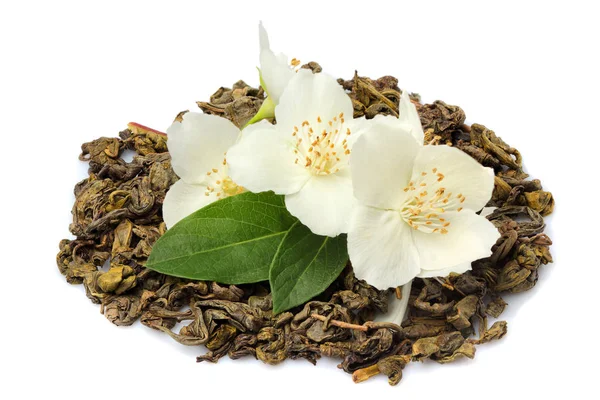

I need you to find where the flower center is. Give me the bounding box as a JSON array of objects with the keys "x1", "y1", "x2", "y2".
[
  {"x1": 204, "y1": 156, "x2": 245, "y2": 199},
  {"x1": 291, "y1": 113, "x2": 352, "y2": 176},
  {"x1": 399, "y1": 167, "x2": 466, "y2": 234}
]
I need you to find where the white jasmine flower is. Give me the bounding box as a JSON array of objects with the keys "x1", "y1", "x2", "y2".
[
  {"x1": 479, "y1": 206, "x2": 498, "y2": 218},
  {"x1": 348, "y1": 123, "x2": 500, "y2": 289},
  {"x1": 375, "y1": 282, "x2": 413, "y2": 325},
  {"x1": 227, "y1": 69, "x2": 388, "y2": 237},
  {"x1": 162, "y1": 112, "x2": 244, "y2": 228},
  {"x1": 246, "y1": 22, "x2": 296, "y2": 125},
  {"x1": 398, "y1": 89, "x2": 424, "y2": 145}
]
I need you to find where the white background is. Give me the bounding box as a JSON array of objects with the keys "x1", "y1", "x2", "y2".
[{"x1": 1, "y1": 1, "x2": 598, "y2": 398}]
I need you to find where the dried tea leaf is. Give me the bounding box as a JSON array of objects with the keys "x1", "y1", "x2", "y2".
[
  {"x1": 436, "y1": 342, "x2": 476, "y2": 364},
  {"x1": 485, "y1": 296, "x2": 508, "y2": 318},
  {"x1": 472, "y1": 321, "x2": 508, "y2": 345},
  {"x1": 377, "y1": 355, "x2": 411, "y2": 386},
  {"x1": 447, "y1": 295, "x2": 479, "y2": 330},
  {"x1": 412, "y1": 332, "x2": 466, "y2": 360},
  {"x1": 97, "y1": 265, "x2": 136, "y2": 293},
  {"x1": 524, "y1": 191, "x2": 555, "y2": 216}
]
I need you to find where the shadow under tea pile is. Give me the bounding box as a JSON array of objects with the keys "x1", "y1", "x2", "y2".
[{"x1": 57, "y1": 70, "x2": 554, "y2": 385}]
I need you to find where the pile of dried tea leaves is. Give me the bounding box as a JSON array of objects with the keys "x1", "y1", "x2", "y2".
[{"x1": 57, "y1": 69, "x2": 553, "y2": 385}]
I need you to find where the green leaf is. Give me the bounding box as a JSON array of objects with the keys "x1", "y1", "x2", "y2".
[
  {"x1": 244, "y1": 94, "x2": 275, "y2": 128},
  {"x1": 146, "y1": 191, "x2": 298, "y2": 284},
  {"x1": 243, "y1": 67, "x2": 275, "y2": 128},
  {"x1": 270, "y1": 223, "x2": 348, "y2": 314}
]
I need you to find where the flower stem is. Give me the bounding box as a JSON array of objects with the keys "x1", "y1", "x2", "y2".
[
  {"x1": 127, "y1": 122, "x2": 166, "y2": 137},
  {"x1": 310, "y1": 313, "x2": 368, "y2": 331},
  {"x1": 352, "y1": 364, "x2": 381, "y2": 383},
  {"x1": 395, "y1": 286, "x2": 403, "y2": 299}
]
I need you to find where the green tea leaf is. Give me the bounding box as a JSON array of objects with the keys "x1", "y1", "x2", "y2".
[
  {"x1": 146, "y1": 191, "x2": 298, "y2": 284},
  {"x1": 270, "y1": 223, "x2": 348, "y2": 314}
]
